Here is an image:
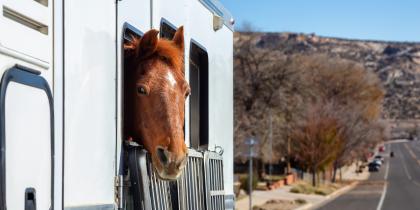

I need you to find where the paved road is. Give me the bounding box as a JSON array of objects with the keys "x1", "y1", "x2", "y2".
[{"x1": 318, "y1": 141, "x2": 420, "y2": 210}]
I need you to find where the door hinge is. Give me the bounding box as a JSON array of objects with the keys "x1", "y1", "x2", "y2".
[{"x1": 115, "y1": 175, "x2": 129, "y2": 209}]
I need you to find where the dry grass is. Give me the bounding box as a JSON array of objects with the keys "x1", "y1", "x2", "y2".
[
  {"x1": 290, "y1": 181, "x2": 346, "y2": 196},
  {"x1": 253, "y1": 199, "x2": 307, "y2": 210}
]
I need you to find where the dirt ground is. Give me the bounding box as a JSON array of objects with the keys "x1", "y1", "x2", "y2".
[{"x1": 252, "y1": 199, "x2": 305, "y2": 210}]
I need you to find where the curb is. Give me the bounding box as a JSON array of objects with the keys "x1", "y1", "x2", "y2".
[
  {"x1": 325, "y1": 181, "x2": 359, "y2": 200},
  {"x1": 293, "y1": 181, "x2": 360, "y2": 210},
  {"x1": 294, "y1": 203, "x2": 313, "y2": 210}
]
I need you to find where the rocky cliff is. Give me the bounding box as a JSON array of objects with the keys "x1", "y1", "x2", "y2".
[{"x1": 236, "y1": 32, "x2": 420, "y2": 120}]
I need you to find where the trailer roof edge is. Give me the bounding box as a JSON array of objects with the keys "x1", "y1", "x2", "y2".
[{"x1": 199, "y1": 0, "x2": 235, "y2": 31}]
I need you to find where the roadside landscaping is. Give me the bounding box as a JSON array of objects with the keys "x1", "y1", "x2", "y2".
[
  {"x1": 289, "y1": 181, "x2": 351, "y2": 196},
  {"x1": 235, "y1": 163, "x2": 369, "y2": 210}
]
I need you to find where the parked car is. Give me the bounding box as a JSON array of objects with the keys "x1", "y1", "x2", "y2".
[
  {"x1": 373, "y1": 159, "x2": 382, "y2": 166},
  {"x1": 374, "y1": 155, "x2": 384, "y2": 163},
  {"x1": 379, "y1": 146, "x2": 385, "y2": 152},
  {"x1": 368, "y1": 162, "x2": 380, "y2": 172}
]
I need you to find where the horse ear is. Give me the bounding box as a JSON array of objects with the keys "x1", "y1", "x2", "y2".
[
  {"x1": 138, "y1": 29, "x2": 159, "y2": 59},
  {"x1": 172, "y1": 26, "x2": 184, "y2": 51}
]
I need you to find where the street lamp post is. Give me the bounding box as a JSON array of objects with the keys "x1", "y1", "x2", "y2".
[{"x1": 245, "y1": 137, "x2": 258, "y2": 210}]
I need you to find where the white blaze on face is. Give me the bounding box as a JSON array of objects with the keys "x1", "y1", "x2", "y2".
[{"x1": 166, "y1": 71, "x2": 177, "y2": 88}]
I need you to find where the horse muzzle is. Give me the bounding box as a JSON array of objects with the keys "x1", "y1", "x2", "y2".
[{"x1": 154, "y1": 147, "x2": 188, "y2": 180}]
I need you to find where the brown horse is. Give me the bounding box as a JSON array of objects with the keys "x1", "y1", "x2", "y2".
[{"x1": 124, "y1": 27, "x2": 190, "y2": 180}]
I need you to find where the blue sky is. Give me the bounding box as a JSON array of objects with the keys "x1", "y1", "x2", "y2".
[{"x1": 219, "y1": 0, "x2": 420, "y2": 42}]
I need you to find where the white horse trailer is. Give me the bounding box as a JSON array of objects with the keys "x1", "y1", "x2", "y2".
[{"x1": 0, "y1": 0, "x2": 234, "y2": 209}]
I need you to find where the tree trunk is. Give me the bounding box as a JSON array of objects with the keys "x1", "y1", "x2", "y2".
[
  {"x1": 339, "y1": 168, "x2": 343, "y2": 181},
  {"x1": 312, "y1": 165, "x2": 316, "y2": 187},
  {"x1": 332, "y1": 162, "x2": 338, "y2": 183},
  {"x1": 260, "y1": 160, "x2": 266, "y2": 178}
]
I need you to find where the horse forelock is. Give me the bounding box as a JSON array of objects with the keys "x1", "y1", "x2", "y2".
[{"x1": 155, "y1": 39, "x2": 184, "y2": 74}]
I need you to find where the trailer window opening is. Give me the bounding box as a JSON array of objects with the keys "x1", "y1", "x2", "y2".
[
  {"x1": 189, "y1": 41, "x2": 209, "y2": 149},
  {"x1": 122, "y1": 23, "x2": 142, "y2": 140},
  {"x1": 160, "y1": 19, "x2": 176, "y2": 39}
]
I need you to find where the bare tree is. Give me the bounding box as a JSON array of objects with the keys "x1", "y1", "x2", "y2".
[
  {"x1": 234, "y1": 33, "x2": 307, "y2": 163},
  {"x1": 291, "y1": 102, "x2": 342, "y2": 186},
  {"x1": 295, "y1": 55, "x2": 385, "y2": 181}
]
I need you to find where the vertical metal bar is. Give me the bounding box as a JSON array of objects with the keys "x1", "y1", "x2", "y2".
[
  {"x1": 221, "y1": 160, "x2": 225, "y2": 210},
  {"x1": 199, "y1": 158, "x2": 204, "y2": 209},
  {"x1": 180, "y1": 173, "x2": 184, "y2": 210},
  {"x1": 155, "y1": 173, "x2": 160, "y2": 210},
  {"x1": 154, "y1": 167, "x2": 158, "y2": 209},
  {"x1": 217, "y1": 160, "x2": 220, "y2": 209},
  {"x1": 249, "y1": 155, "x2": 253, "y2": 210},
  {"x1": 195, "y1": 157, "x2": 198, "y2": 209},
  {"x1": 192, "y1": 157, "x2": 195, "y2": 209},
  {"x1": 211, "y1": 160, "x2": 214, "y2": 210},
  {"x1": 182, "y1": 171, "x2": 187, "y2": 210},
  {"x1": 162, "y1": 181, "x2": 167, "y2": 210},
  {"x1": 184, "y1": 166, "x2": 189, "y2": 210},
  {"x1": 151, "y1": 172, "x2": 156, "y2": 209},
  {"x1": 187, "y1": 160, "x2": 191, "y2": 210},
  {"x1": 192, "y1": 158, "x2": 196, "y2": 210},
  {"x1": 210, "y1": 159, "x2": 217, "y2": 209},
  {"x1": 158, "y1": 179, "x2": 163, "y2": 210},
  {"x1": 165, "y1": 181, "x2": 170, "y2": 210}
]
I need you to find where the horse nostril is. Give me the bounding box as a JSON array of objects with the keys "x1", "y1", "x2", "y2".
[{"x1": 157, "y1": 148, "x2": 169, "y2": 165}]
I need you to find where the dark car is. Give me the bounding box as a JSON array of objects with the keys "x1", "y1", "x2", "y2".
[{"x1": 368, "y1": 162, "x2": 380, "y2": 172}]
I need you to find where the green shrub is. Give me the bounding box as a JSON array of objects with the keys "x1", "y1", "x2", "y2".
[
  {"x1": 290, "y1": 183, "x2": 315, "y2": 194},
  {"x1": 294, "y1": 198, "x2": 307, "y2": 205},
  {"x1": 290, "y1": 187, "x2": 300, "y2": 193},
  {"x1": 314, "y1": 189, "x2": 328, "y2": 195},
  {"x1": 240, "y1": 174, "x2": 259, "y2": 194},
  {"x1": 314, "y1": 187, "x2": 334, "y2": 195},
  {"x1": 290, "y1": 181, "x2": 340, "y2": 196}
]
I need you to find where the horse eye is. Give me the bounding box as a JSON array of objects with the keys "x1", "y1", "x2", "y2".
[
  {"x1": 185, "y1": 89, "x2": 191, "y2": 98},
  {"x1": 137, "y1": 85, "x2": 149, "y2": 95}
]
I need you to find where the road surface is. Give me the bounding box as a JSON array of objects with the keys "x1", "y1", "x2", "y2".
[{"x1": 317, "y1": 141, "x2": 420, "y2": 210}]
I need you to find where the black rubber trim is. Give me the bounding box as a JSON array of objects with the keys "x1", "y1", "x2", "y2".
[
  {"x1": 159, "y1": 18, "x2": 177, "y2": 39},
  {"x1": 123, "y1": 22, "x2": 144, "y2": 42},
  {"x1": 120, "y1": 22, "x2": 144, "y2": 177},
  {"x1": 0, "y1": 66, "x2": 54, "y2": 210}
]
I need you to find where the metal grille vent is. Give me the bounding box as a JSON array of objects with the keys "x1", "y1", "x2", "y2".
[
  {"x1": 146, "y1": 155, "x2": 173, "y2": 210},
  {"x1": 127, "y1": 147, "x2": 224, "y2": 210},
  {"x1": 205, "y1": 152, "x2": 225, "y2": 210},
  {"x1": 177, "y1": 150, "x2": 206, "y2": 210}
]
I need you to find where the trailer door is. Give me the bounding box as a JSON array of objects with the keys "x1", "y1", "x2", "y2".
[
  {"x1": 63, "y1": 1, "x2": 116, "y2": 208},
  {"x1": 0, "y1": 67, "x2": 54, "y2": 210}
]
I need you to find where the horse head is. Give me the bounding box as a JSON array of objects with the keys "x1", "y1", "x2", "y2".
[{"x1": 124, "y1": 26, "x2": 189, "y2": 180}]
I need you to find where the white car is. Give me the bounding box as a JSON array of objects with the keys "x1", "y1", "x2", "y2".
[
  {"x1": 374, "y1": 155, "x2": 384, "y2": 163},
  {"x1": 373, "y1": 159, "x2": 382, "y2": 166}
]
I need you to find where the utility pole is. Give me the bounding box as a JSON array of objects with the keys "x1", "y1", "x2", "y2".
[
  {"x1": 269, "y1": 113, "x2": 273, "y2": 184},
  {"x1": 287, "y1": 136, "x2": 291, "y2": 174},
  {"x1": 249, "y1": 146, "x2": 253, "y2": 210}
]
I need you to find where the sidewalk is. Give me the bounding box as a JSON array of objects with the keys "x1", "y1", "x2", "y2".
[
  {"x1": 235, "y1": 186, "x2": 325, "y2": 210},
  {"x1": 235, "y1": 163, "x2": 370, "y2": 210},
  {"x1": 340, "y1": 162, "x2": 370, "y2": 181}
]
